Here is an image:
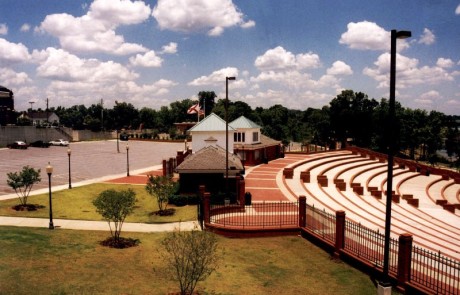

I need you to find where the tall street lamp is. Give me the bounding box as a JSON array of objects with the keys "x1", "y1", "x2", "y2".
[
  {"x1": 116, "y1": 129, "x2": 120, "y2": 153},
  {"x1": 225, "y1": 76, "x2": 236, "y2": 199},
  {"x1": 46, "y1": 162, "x2": 54, "y2": 229},
  {"x1": 126, "y1": 143, "x2": 130, "y2": 177},
  {"x1": 380, "y1": 29, "x2": 411, "y2": 291},
  {"x1": 67, "y1": 147, "x2": 72, "y2": 189}
]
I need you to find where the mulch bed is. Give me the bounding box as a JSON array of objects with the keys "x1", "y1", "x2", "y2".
[
  {"x1": 99, "y1": 237, "x2": 140, "y2": 249},
  {"x1": 12, "y1": 204, "x2": 45, "y2": 211}
]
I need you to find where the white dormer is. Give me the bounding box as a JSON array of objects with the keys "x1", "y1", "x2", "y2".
[{"x1": 229, "y1": 116, "x2": 261, "y2": 145}]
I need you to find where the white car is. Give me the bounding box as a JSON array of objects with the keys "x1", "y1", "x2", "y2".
[{"x1": 49, "y1": 139, "x2": 69, "y2": 146}]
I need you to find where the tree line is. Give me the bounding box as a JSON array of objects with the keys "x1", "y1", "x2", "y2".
[{"x1": 21, "y1": 89, "x2": 460, "y2": 166}]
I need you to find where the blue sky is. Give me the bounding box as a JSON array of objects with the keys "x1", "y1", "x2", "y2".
[{"x1": 1, "y1": 0, "x2": 459, "y2": 115}]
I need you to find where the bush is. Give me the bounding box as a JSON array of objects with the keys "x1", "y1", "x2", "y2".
[{"x1": 168, "y1": 195, "x2": 200, "y2": 206}]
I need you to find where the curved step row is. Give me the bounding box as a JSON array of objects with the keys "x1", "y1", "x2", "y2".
[{"x1": 281, "y1": 151, "x2": 460, "y2": 260}]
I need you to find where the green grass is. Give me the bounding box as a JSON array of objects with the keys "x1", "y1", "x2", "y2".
[
  {"x1": 0, "y1": 227, "x2": 388, "y2": 295},
  {"x1": 0, "y1": 183, "x2": 196, "y2": 223}
]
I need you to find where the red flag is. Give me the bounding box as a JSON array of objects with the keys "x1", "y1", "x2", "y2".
[{"x1": 187, "y1": 103, "x2": 200, "y2": 114}]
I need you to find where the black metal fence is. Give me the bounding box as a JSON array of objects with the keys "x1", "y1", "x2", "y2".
[
  {"x1": 305, "y1": 204, "x2": 336, "y2": 244},
  {"x1": 210, "y1": 201, "x2": 298, "y2": 228},
  {"x1": 204, "y1": 200, "x2": 460, "y2": 294},
  {"x1": 344, "y1": 220, "x2": 399, "y2": 274},
  {"x1": 411, "y1": 246, "x2": 460, "y2": 295}
]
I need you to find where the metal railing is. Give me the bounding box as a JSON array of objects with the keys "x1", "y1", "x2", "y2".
[
  {"x1": 344, "y1": 220, "x2": 398, "y2": 274},
  {"x1": 210, "y1": 201, "x2": 299, "y2": 228},
  {"x1": 305, "y1": 204, "x2": 336, "y2": 244},
  {"x1": 411, "y1": 246, "x2": 460, "y2": 295}
]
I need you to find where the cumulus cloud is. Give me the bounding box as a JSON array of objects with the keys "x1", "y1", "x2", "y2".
[
  {"x1": 456, "y1": 4, "x2": 460, "y2": 14},
  {"x1": 20, "y1": 24, "x2": 31, "y2": 32},
  {"x1": 436, "y1": 58, "x2": 454, "y2": 68},
  {"x1": 254, "y1": 46, "x2": 320, "y2": 71},
  {"x1": 152, "y1": 0, "x2": 254, "y2": 36},
  {"x1": 0, "y1": 24, "x2": 7, "y2": 35},
  {"x1": 326, "y1": 61, "x2": 353, "y2": 76},
  {"x1": 418, "y1": 28, "x2": 435, "y2": 45},
  {"x1": 363, "y1": 53, "x2": 454, "y2": 89},
  {"x1": 0, "y1": 38, "x2": 31, "y2": 64},
  {"x1": 188, "y1": 67, "x2": 239, "y2": 86},
  {"x1": 33, "y1": 47, "x2": 138, "y2": 82},
  {"x1": 38, "y1": 0, "x2": 150, "y2": 55},
  {"x1": 161, "y1": 42, "x2": 178, "y2": 54},
  {"x1": 339, "y1": 21, "x2": 409, "y2": 51},
  {"x1": 129, "y1": 51, "x2": 163, "y2": 67},
  {"x1": 0, "y1": 68, "x2": 31, "y2": 85}
]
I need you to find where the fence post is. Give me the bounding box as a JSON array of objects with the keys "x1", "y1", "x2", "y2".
[
  {"x1": 335, "y1": 210, "x2": 346, "y2": 256},
  {"x1": 162, "y1": 159, "x2": 167, "y2": 176},
  {"x1": 203, "y1": 192, "x2": 211, "y2": 224},
  {"x1": 299, "y1": 196, "x2": 306, "y2": 228},
  {"x1": 397, "y1": 233, "x2": 413, "y2": 287}
]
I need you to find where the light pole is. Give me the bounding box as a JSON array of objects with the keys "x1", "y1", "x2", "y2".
[
  {"x1": 46, "y1": 162, "x2": 54, "y2": 229},
  {"x1": 126, "y1": 143, "x2": 130, "y2": 177},
  {"x1": 225, "y1": 76, "x2": 236, "y2": 199},
  {"x1": 116, "y1": 129, "x2": 120, "y2": 153},
  {"x1": 380, "y1": 29, "x2": 411, "y2": 291},
  {"x1": 67, "y1": 147, "x2": 72, "y2": 189}
]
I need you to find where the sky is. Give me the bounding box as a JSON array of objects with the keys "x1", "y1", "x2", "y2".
[{"x1": 1, "y1": 0, "x2": 460, "y2": 115}]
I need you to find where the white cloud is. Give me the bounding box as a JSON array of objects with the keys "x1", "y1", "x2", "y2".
[
  {"x1": 33, "y1": 47, "x2": 138, "y2": 82},
  {"x1": 152, "y1": 0, "x2": 254, "y2": 36},
  {"x1": 456, "y1": 4, "x2": 460, "y2": 14},
  {"x1": 339, "y1": 21, "x2": 410, "y2": 51},
  {"x1": 241, "y1": 20, "x2": 255, "y2": 29},
  {"x1": 208, "y1": 26, "x2": 224, "y2": 37},
  {"x1": 20, "y1": 24, "x2": 31, "y2": 32},
  {"x1": 161, "y1": 42, "x2": 178, "y2": 54},
  {"x1": 419, "y1": 90, "x2": 441, "y2": 102},
  {"x1": 188, "y1": 67, "x2": 239, "y2": 86},
  {"x1": 254, "y1": 46, "x2": 320, "y2": 71},
  {"x1": 0, "y1": 68, "x2": 31, "y2": 85},
  {"x1": 436, "y1": 57, "x2": 454, "y2": 68},
  {"x1": 363, "y1": 53, "x2": 455, "y2": 89},
  {"x1": 0, "y1": 24, "x2": 7, "y2": 35},
  {"x1": 38, "y1": 0, "x2": 150, "y2": 55},
  {"x1": 327, "y1": 61, "x2": 353, "y2": 76},
  {"x1": 418, "y1": 28, "x2": 435, "y2": 45},
  {"x1": 129, "y1": 51, "x2": 163, "y2": 67},
  {"x1": 0, "y1": 38, "x2": 31, "y2": 64}
]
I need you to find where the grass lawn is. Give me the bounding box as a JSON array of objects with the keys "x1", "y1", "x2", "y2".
[
  {"x1": 0, "y1": 226, "x2": 392, "y2": 295},
  {"x1": 0, "y1": 183, "x2": 196, "y2": 223}
]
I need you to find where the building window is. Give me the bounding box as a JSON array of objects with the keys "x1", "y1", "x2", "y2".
[
  {"x1": 234, "y1": 132, "x2": 246, "y2": 143},
  {"x1": 253, "y1": 132, "x2": 259, "y2": 142}
]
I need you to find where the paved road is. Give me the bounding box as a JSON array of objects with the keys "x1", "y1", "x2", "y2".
[{"x1": 0, "y1": 140, "x2": 184, "y2": 195}]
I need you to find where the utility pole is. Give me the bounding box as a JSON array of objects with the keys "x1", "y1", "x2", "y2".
[
  {"x1": 46, "y1": 98, "x2": 49, "y2": 124},
  {"x1": 100, "y1": 98, "x2": 104, "y2": 131}
]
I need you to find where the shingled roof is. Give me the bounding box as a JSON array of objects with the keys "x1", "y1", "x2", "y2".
[{"x1": 176, "y1": 145, "x2": 243, "y2": 172}]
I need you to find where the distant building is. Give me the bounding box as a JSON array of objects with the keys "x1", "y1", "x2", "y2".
[
  {"x1": 27, "y1": 111, "x2": 60, "y2": 126},
  {"x1": 0, "y1": 85, "x2": 15, "y2": 125},
  {"x1": 175, "y1": 113, "x2": 283, "y2": 194},
  {"x1": 230, "y1": 115, "x2": 283, "y2": 166}
]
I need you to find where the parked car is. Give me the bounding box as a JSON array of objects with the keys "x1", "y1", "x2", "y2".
[
  {"x1": 49, "y1": 139, "x2": 69, "y2": 146},
  {"x1": 7, "y1": 141, "x2": 29, "y2": 149},
  {"x1": 30, "y1": 140, "x2": 51, "y2": 148}
]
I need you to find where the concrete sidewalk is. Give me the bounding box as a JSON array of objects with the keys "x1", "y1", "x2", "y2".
[{"x1": 0, "y1": 216, "x2": 199, "y2": 232}]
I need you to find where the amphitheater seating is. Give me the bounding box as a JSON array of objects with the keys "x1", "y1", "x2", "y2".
[{"x1": 280, "y1": 149, "x2": 460, "y2": 261}]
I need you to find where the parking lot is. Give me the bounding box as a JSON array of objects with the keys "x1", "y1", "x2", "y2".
[{"x1": 0, "y1": 140, "x2": 184, "y2": 195}]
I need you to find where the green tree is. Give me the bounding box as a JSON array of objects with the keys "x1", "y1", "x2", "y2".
[
  {"x1": 162, "y1": 228, "x2": 219, "y2": 295},
  {"x1": 6, "y1": 166, "x2": 41, "y2": 209},
  {"x1": 198, "y1": 91, "x2": 217, "y2": 116},
  {"x1": 92, "y1": 189, "x2": 137, "y2": 246},
  {"x1": 145, "y1": 175, "x2": 178, "y2": 214}
]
